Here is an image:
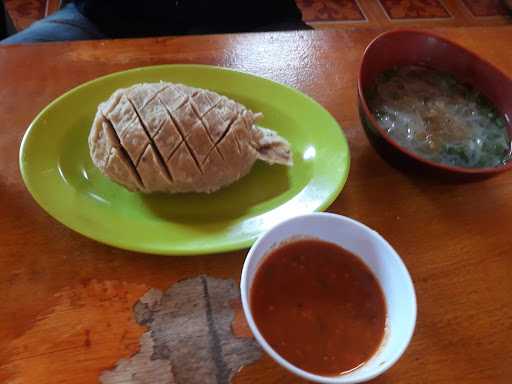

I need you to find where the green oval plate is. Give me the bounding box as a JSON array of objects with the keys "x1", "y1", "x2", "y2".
[{"x1": 19, "y1": 65, "x2": 349, "y2": 255}]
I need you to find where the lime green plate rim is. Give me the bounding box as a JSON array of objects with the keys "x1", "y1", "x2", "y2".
[{"x1": 19, "y1": 64, "x2": 350, "y2": 256}]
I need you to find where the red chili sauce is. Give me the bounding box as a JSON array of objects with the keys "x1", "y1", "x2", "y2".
[{"x1": 250, "y1": 238, "x2": 386, "y2": 376}]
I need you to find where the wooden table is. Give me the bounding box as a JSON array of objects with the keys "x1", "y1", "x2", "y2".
[{"x1": 1, "y1": 26, "x2": 511, "y2": 384}]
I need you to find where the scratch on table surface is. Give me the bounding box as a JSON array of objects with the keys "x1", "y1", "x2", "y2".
[{"x1": 100, "y1": 276, "x2": 261, "y2": 384}]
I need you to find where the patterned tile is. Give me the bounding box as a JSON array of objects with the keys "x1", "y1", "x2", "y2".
[
  {"x1": 296, "y1": 0, "x2": 366, "y2": 22},
  {"x1": 378, "y1": 0, "x2": 451, "y2": 19},
  {"x1": 461, "y1": 0, "x2": 508, "y2": 17},
  {"x1": 5, "y1": 0, "x2": 46, "y2": 30}
]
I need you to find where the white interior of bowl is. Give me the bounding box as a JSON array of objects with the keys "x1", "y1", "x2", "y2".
[{"x1": 240, "y1": 212, "x2": 417, "y2": 384}]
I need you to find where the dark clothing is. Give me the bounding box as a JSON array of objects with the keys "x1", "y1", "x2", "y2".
[
  {"x1": 1, "y1": 0, "x2": 309, "y2": 44},
  {"x1": 504, "y1": 0, "x2": 512, "y2": 14},
  {"x1": 1, "y1": 0, "x2": 15, "y2": 39},
  {"x1": 73, "y1": 0, "x2": 308, "y2": 38}
]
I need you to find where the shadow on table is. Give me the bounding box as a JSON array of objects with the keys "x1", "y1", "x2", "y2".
[
  {"x1": 341, "y1": 143, "x2": 512, "y2": 232},
  {"x1": 141, "y1": 163, "x2": 291, "y2": 226}
]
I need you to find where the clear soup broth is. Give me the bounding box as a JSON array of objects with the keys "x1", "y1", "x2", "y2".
[{"x1": 367, "y1": 65, "x2": 512, "y2": 168}]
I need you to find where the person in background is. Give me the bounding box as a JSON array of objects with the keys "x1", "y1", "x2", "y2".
[
  {"x1": 0, "y1": 0, "x2": 15, "y2": 39},
  {"x1": 1, "y1": 0, "x2": 310, "y2": 45}
]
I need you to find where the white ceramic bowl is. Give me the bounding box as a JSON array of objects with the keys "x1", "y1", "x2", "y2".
[{"x1": 240, "y1": 212, "x2": 417, "y2": 383}]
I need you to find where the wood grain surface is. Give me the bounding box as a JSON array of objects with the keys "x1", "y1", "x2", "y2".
[{"x1": 1, "y1": 27, "x2": 511, "y2": 383}]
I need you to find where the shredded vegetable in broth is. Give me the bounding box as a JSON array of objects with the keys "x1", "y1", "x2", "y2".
[{"x1": 367, "y1": 65, "x2": 512, "y2": 168}]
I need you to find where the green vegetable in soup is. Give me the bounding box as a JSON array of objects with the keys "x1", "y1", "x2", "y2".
[{"x1": 367, "y1": 65, "x2": 511, "y2": 168}]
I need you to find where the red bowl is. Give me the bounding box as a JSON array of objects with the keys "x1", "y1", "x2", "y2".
[{"x1": 358, "y1": 29, "x2": 512, "y2": 176}]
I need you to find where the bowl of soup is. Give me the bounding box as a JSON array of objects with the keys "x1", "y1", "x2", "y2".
[
  {"x1": 358, "y1": 30, "x2": 512, "y2": 175},
  {"x1": 240, "y1": 213, "x2": 417, "y2": 383}
]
